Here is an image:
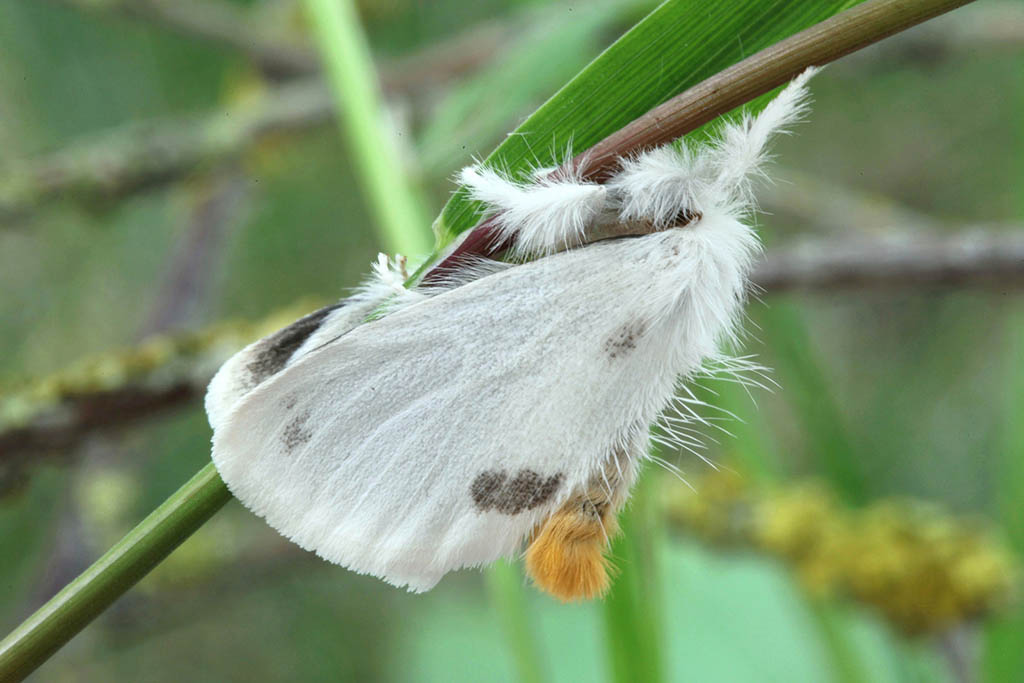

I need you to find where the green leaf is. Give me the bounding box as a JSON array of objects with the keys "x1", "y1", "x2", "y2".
[
  {"x1": 758, "y1": 302, "x2": 868, "y2": 504},
  {"x1": 431, "y1": 0, "x2": 860, "y2": 247},
  {"x1": 303, "y1": 0, "x2": 433, "y2": 255}
]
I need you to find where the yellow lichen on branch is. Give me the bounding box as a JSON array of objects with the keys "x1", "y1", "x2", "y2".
[
  {"x1": 0, "y1": 299, "x2": 325, "y2": 466},
  {"x1": 664, "y1": 470, "x2": 1019, "y2": 636}
]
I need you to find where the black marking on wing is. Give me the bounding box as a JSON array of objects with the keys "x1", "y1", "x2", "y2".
[
  {"x1": 471, "y1": 469, "x2": 563, "y2": 515},
  {"x1": 245, "y1": 304, "x2": 343, "y2": 387},
  {"x1": 604, "y1": 318, "x2": 648, "y2": 359},
  {"x1": 282, "y1": 409, "x2": 313, "y2": 452}
]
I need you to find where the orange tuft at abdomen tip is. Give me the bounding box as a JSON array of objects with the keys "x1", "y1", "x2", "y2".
[{"x1": 525, "y1": 496, "x2": 620, "y2": 602}]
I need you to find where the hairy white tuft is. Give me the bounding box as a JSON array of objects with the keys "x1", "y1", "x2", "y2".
[
  {"x1": 607, "y1": 143, "x2": 713, "y2": 229},
  {"x1": 349, "y1": 253, "x2": 427, "y2": 315},
  {"x1": 709, "y1": 66, "x2": 820, "y2": 209},
  {"x1": 459, "y1": 165, "x2": 608, "y2": 256},
  {"x1": 609, "y1": 67, "x2": 819, "y2": 227}
]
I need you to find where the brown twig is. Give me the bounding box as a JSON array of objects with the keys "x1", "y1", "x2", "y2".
[
  {"x1": 0, "y1": 383, "x2": 199, "y2": 492},
  {"x1": 752, "y1": 228, "x2": 1024, "y2": 292},
  {"x1": 0, "y1": 79, "x2": 332, "y2": 221},
  {"x1": 0, "y1": 17, "x2": 514, "y2": 221},
  {"x1": 3, "y1": 227, "x2": 1021, "y2": 468},
  {"x1": 46, "y1": 0, "x2": 318, "y2": 78},
  {"x1": 135, "y1": 172, "x2": 249, "y2": 339},
  {"x1": 46, "y1": 0, "x2": 514, "y2": 83},
  {"x1": 757, "y1": 167, "x2": 942, "y2": 237},
  {"x1": 0, "y1": 301, "x2": 324, "y2": 487},
  {"x1": 573, "y1": 0, "x2": 977, "y2": 179}
]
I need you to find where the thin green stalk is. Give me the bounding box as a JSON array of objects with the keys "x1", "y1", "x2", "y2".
[
  {"x1": 301, "y1": 0, "x2": 432, "y2": 256},
  {"x1": 485, "y1": 561, "x2": 547, "y2": 683},
  {"x1": 982, "y1": 71, "x2": 1024, "y2": 680},
  {"x1": 602, "y1": 470, "x2": 665, "y2": 683},
  {"x1": 760, "y1": 302, "x2": 868, "y2": 504},
  {"x1": 695, "y1": 379, "x2": 782, "y2": 484},
  {"x1": 805, "y1": 601, "x2": 869, "y2": 683},
  {"x1": 0, "y1": 463, "x2": 230, "y2": 682},
  {"x1": 700, "y1": 346, "x2": 869, "y2": 681}
]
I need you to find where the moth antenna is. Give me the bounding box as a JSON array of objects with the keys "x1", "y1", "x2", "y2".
[{"x1": 458, "y1": 165, "x2": 608, "y2": 256}]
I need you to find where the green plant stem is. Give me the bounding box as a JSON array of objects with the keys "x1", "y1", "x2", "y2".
[
  {"x1": 485, "y1": 560, "x2": 547, "y2": 683},
  {"x1": 760, "y1": 302, "x2": 868, "y2": 505},
  {"x1": 805, "y1": 601, "x2": 868, "y2": 683},
  {"x1": 982, "y1": 77, "x2": 1024, "y2": 680},
  {"x1": 301, "y1": 0, "x2": 432, "y2": 256},
  {"x1": 603, "y1": 470, "x2": 665, "y2": 683},
  {"x1": 0, "y1": 463, "x2": 230, "y2": 682}
]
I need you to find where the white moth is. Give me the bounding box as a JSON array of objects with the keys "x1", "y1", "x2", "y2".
[{"x1": 206, "y1": 69, "x2": 817, "y2": 600}]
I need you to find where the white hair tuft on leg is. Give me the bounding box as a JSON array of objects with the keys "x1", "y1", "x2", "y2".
[
  {"x1": 606, "y1": 143, "x2": 713, "y2": 229},
  {"x1": 349, "y1": 253, "x2": 426, "y2": 315},
  {"x1": 709, "y1": 67, "x2": 820, "y2": 208},
  {"x1": 607, "y1": 67, "x2": 819, "y2": 225},
  {"x1": 459, "y1": 165, "x2": 608, "y2": 256}
]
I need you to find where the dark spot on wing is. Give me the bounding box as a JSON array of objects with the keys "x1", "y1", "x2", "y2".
[
  {"x1": 471, "y1": 469, "x2": 563, "y2": 515},
  {"x1": 604, "y1": 319, "x2": 648, "y2": 359},
  {"x1": 245, "y1": 303, "x2": 343, "y2": 387},
  {"x1": 282, "y1": 410, "x2": 313, "y2": 452},
  {"x1": 471, "y1": 471, "x2": 506, "y2": 510}
]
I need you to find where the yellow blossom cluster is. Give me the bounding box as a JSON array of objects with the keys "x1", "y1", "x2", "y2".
[{"x1": 663, "y1": 470, "x2": 1019, "y2": 635}]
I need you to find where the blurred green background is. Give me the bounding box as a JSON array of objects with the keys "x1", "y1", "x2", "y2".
[{"x1": 1, "y1": 0, "x2": 1022, "y2": 681}]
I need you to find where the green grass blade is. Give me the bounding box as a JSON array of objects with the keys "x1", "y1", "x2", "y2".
[
  {"x1": 981, "y1": 74, "x2": 1024, "y2": 679},
  {"x1": 696, "y1": 378, "x2": 784, "y2": 484},
  {"x1": 301, "y1": 0, "x2": 433, "y2": 256},
  {"x1": 485, "y1": 560, "x2": 548, "y2": 683},
  {"x1": 759, "y1": 302, "x2": 869, "y2": 504},
  {"x1": 603, "y1": 469, "x2": 665, "y2": 683},
  {"x1": 982, "y1": 313, "x2": 1024, "y2": 679},
  {"x1": 0, "y1": 464, "x2": 230, "y2": 682}
]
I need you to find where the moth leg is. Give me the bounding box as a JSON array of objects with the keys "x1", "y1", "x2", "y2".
[
  {"x1": 524, "y1": 450, "x2": 634, "y2": 601},
  {"x1": 607, "y1": 67, "x2": 819, "y2": 230},
  {"x1": 458, "y1": 165, "x2": 608, "y2": 257}
]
